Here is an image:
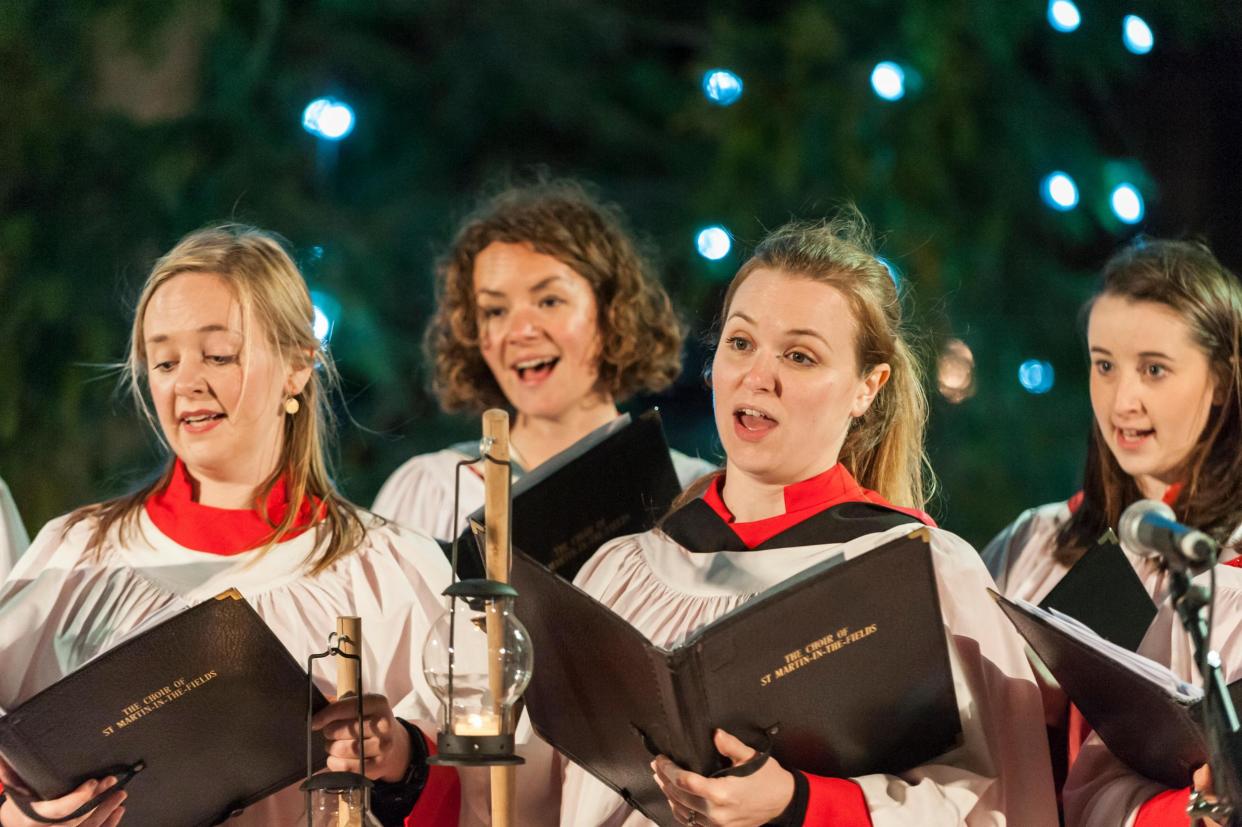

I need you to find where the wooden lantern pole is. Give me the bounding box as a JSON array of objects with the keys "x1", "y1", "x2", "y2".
[
  {"x1": 482, "y1": 409, "x2": 516, "y2": 827},
  {"x1": 335, "y1": 616, "x2": 363, "y2": 827}
]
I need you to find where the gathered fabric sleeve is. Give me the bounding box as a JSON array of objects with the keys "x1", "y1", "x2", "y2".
[
  {"x1": 1064, "y1": 566, "x2": 1242, "y2": 827},
  {"x1": 978, "y1": 502, "x2": 1077, "y2": 604},
  {"x1": 245, "y1": 521, "x2": 459, "y2": 826},
  {"x1": 0, "y1": 477, "x2": 29, "y2": 584},
  {"x1": 980, "y1": 507, "x2": 1043, "y2": 593},
  {"x1": 846, "y1": 530, "x2": 1058, "y2": 826},
  {"x1": 0, "y1": 516, "x2": 180, "y2": 715},
  {"x1": 371, "y1": 451, "x2": 475, "y2": 542}
]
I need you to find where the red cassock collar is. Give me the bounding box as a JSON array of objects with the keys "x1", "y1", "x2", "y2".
[
  {"x1": 145, "y1": 459, "x2": 322, "y2": 555},
  {"x1": 701, "y1": 463, "x2": 936, "y2": 550},
  {"x1": 1066, "y1": 481, "x2": 1183, "y2": 515}
]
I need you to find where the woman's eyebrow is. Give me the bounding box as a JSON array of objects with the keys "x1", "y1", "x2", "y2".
[{"x1": 146, "y1": 324, "x2": 232, "y2": 344}]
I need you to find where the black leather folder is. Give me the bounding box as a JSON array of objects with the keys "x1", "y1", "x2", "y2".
[
  {"x1": 1038, "y1": 532, "x2": 1157, "y2": 652},
  {"x1": 512, "y1": 530, "x2": 961, "y2": 826},
  {"x1": 0, "y1": 591, "x2": 327, "y2": 826},
  {"x1": 995, "y1": 591, "x2": 1242, "y2": 788},
  {"x1": 455, "y1": 409, "x2": 686, "y2": 581}
]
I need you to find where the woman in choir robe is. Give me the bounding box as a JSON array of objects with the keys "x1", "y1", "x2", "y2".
[
  {"x1": 371, "y1": 179, "x2": 714, "y2": 541},
  {"x1": 981, "y1": 239, "x2": 1242, "y2": 794},
  {"x1": 1041, "y1": 241, "x2": 1242, "y2": 827},
  {"x1": 0, "y1": 476, "x2": 29, "y2": 582},
  {"x1": 0, "y1": 226, "x2": 459, "y2": 827},
  {"x1": 560, "y1": 213, "x2": 1059, "y2": 827}
]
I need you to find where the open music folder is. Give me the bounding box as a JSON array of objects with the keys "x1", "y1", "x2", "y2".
[
  {"x1": 994, "y1": 591, "x2": 1242, "y2": 788},
  {"x1": 512, "y1": 530, "x2": 961, "y2": 825},
  {"x1": 0, "y1": 592, "x2": 327, "y2": 827}
]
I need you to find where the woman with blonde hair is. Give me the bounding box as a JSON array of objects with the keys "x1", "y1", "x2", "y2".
[
  {"x1": 0, "y1": 225, "x2": 458, "y2": 827},
  {"x1": 372, "y1": 178, "x2": 714, "y2": 542},
  {"x1": 560, "y1": 212, "x2": 1057, "y2": 826}
]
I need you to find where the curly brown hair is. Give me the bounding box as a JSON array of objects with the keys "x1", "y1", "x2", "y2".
[{"x1": 426, "y1": 179, "x2": 684, "y2": 412}]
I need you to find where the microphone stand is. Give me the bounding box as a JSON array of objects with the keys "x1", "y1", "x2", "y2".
[{"x1": 1169, "y1": 565, "x2": 1242, "y2": 826}]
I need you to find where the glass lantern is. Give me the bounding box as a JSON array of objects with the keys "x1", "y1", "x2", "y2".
[
  {"x1": 301, "y1": 773, "x2": 381, "y2": 827},
  {"x1": 422, "y1": 579, "x2": 533, "y2": 765}
]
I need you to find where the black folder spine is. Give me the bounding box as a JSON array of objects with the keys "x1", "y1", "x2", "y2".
[
  {"x1": 0, "y1": 724, "x2": 59, "y2": 797},
  {"x1": 670, "y1": 645, "x2": 718, "y2": 773}
]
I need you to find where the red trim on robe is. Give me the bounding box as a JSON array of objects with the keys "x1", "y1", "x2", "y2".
[
  {"x1": 803, "y1": 775, "x2": 873, "y2": 827},
  {"x1": 1066, "y1": 482, "x2": 1181, "y2": 517},
  {"x1": 1066, "y1": 704, "x2": 1092, "y2": 769},
  {"x1": 404, "y1": 732, "x2": 461, "y2": 827},
  {"x1": 144, "y1": 459, "x2": 322, "y2": 554},
  {"x1": 1067, "y1": 491, "x2": 1085, "y2": 514},
  {"x1": 1135, "y1": 786, "x2": 1190, "y2": 826},
  {"x1": 701, "y1": 464, "x2": 934, "y2": 550}
]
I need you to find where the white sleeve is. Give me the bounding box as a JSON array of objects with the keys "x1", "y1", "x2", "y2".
[
  {"x1": 851, "y1": 530, "x2": 1059, "y2": 826},
  {"x1": 333, "y1": 522, "x2": 454, "y2": 726},
  {"x1": 371, "y1": 453, "x2": 459, "y2": 541},
  {"x1": 0, "y1": 516, "x2": 107, "y2": 714},
  {"x1": 1064, "y1": 566, "x2": 1242, "y2": 826},
  {"x1": 979, "y1": 508, "x2": 1040, "y2": 593},
  {"x1": 0, "y1": 476, "x2": 30, "y2": 583}
]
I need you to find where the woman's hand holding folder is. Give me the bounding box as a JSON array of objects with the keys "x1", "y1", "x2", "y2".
[
  {"x1": 651, "y1": 729, "x2": 795, "y2": 827},
  {"x1": 0, "y1": 758, "x2": 126, "y2": 827}
]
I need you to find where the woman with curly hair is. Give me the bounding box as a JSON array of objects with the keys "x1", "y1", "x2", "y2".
[{"x1": 373, "y1": 179, "x2": 714, "y2": 541}]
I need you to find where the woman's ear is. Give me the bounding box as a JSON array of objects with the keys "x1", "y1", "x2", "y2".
[
  {"x1": 850, "y1": 363, "x2": 891, "y2": 419},
  {"x1": 285, "y1": 348, "x2": 315, "y2": 397}
]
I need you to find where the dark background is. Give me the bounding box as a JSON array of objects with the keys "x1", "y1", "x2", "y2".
[{"x1": 2, "y1": 0, "x2": 1239, "y2": 547}]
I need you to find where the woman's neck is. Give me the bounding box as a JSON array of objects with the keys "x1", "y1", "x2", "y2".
[
  {"x1": 1135, "y1": 473, "x2": 1172, "y2": 503},
  {"x1": 183, "y1": 456, "x2": 281, "y2": 510},
  {"x1": 511, "y1": 396, "x2": 619, "y2": 470},
  {"x1": 720, "y1": 466, "x2": 795, "y2": 522}
]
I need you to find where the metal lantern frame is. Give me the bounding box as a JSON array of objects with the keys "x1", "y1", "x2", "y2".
[
  {"x1": 423, "y1": 433, "x2": 530, "y2": 767},
  {"x1": 300, "y1": 634, "x2": 378, "y2": 827}
]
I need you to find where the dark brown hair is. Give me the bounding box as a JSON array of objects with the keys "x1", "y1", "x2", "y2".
[
  {"x1": 425, "y1": 179, "x2": 683, "y2": 412},
  {"x1": 1056, "y1": 238, "x2": 1242, "y2": 563}
]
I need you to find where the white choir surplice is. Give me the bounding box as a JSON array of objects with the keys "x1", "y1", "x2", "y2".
[
  {"x1": 0, "y1": 509, "x2": 453, "y2": 826},
  {"x1": 559, "y1": 521, "x2": 1059, "y2": 826},
  {"x1": 372, "y1": 444, "x2": 716, "y2": 541},
  {"x1": 0, "y1": 476, "x2": 29, "y2": 583}
]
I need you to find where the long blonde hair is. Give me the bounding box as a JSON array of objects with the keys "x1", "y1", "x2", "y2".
[
  {"x1": 68, "y1": 224, "x2": 367, "y2": 574},
  {"x1": 717, "y1": 211, "x2": 933, "y2": 511}
]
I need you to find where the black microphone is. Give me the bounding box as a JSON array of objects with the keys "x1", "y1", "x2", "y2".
[{"x1": 1119, "y1": 499, "x2": 1218, "y2": 573}]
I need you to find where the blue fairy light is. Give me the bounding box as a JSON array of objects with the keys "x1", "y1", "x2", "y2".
[
  {"x1": 870, "y1": 62, "x2": 906, "y2": 101},
  {"x1": 702, "y1": 69, "x2": 744, "y2": 106},
  {"x1": 302, "y1": 98, "x2": 356, "y2": 141},
  {"x1": 1041, "y1": 172, "x2": 1080, "y2": 211},
  {"x1": 696, "y1": 226, "x2": 732, "y2": 260},
  {"x1": 1018, "y1": 359, "x2": 1055, "y2": 394}
]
